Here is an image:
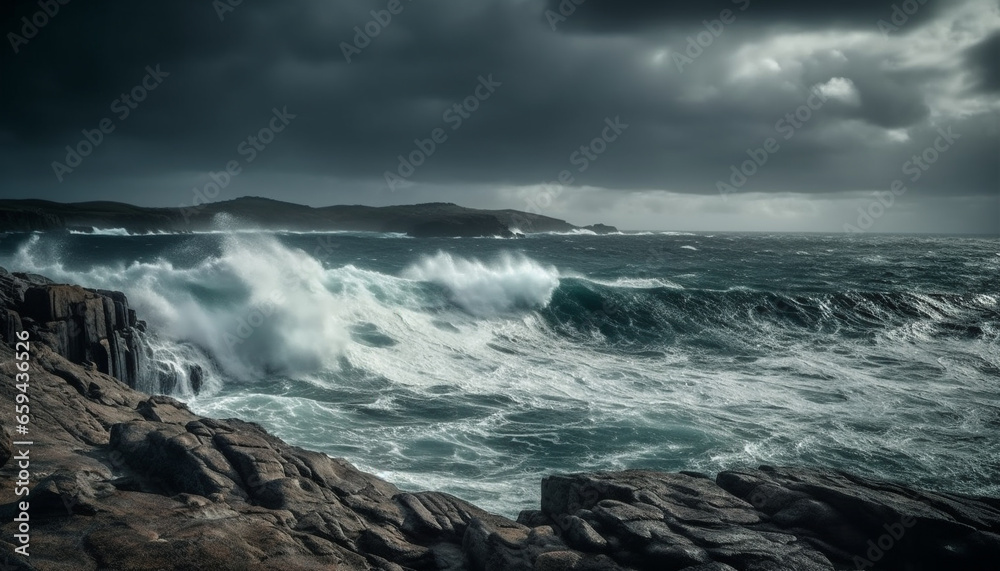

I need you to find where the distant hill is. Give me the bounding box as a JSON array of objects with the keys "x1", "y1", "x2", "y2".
[{"x1": 0, "y1": 197, "x2": 618, "y2": 238}]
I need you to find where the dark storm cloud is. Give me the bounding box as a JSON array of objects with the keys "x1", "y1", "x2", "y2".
[
  {"x1": 966, "y1": 30, "x2": 1000, "y2": 92},
  {"x1": 0, "y1": 0, "x2": 996, "y2": 232},
  {"x1": 540, "y1": 0, "x2": 944, "y2": 30}
]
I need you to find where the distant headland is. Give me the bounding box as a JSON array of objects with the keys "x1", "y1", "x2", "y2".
[{"x1": 0, "y1": 197, "x2": 618, "y2": 238}]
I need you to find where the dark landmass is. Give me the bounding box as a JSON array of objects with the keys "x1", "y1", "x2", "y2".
[
  {"x1": 0, "y1": 198, "x2": 618, "y2": 238},
  {"x1": 1, "y1": 269, "x2": 998, "y2": 570}
]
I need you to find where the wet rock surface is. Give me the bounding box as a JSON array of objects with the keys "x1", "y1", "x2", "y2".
[{"x1": 1, "y1": 271, "x2": 997, "y2": 570}]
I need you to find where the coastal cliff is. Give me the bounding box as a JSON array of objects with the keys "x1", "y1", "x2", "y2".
[{"x1": 1, "y1": 270, "x2": 998, "y2": 570}]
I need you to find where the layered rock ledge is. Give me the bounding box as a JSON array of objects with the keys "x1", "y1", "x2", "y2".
[{"x1": 1, "y1": 270, "x2": 998, "y2": 570}]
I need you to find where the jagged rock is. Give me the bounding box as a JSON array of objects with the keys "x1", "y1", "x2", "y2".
[
  {"x1": 717, "y1": 466, "x2": 1000, "y2": 570},
  {"x1": 582, "y1": 224, "x2": 619, "y2": 235},
  {"x1": 538, "y1": 471, "x2": 838, "y2": 570},
  {"x1": 30, "y1": 470, "x2": 110, "y2": 517},
  {"x1": 0, "y1": 268, "x2": 149, "y2": 391},
  {"x1": 189, "y1": 364, "x2": 205, "y2": 394}
]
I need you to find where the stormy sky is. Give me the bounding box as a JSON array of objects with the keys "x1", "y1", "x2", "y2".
[{"x1": 0, "y1": 0, "x2": 997, "y2": 233}]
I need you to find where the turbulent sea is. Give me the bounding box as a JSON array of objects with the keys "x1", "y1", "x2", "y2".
[{"x1": 2, "y1": 230, "x2": 998, "y2": 516}]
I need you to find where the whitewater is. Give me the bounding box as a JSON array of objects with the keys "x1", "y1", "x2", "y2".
[{"x1": 1, "y1": 230, "x2": 997, "y2": 516}]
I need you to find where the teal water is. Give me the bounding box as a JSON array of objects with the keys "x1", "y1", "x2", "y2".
[{"x1": 1, "y1": 230, "x2": 998, "y2": 515}]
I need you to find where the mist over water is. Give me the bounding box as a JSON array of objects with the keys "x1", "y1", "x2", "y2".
[{"x1": 1, "y1": 231, "x2": 998, "y2": 516}]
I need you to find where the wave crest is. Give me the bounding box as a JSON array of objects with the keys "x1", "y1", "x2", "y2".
[{"x1": 403, "y1": 251, "x2": 559, "y2": 316}]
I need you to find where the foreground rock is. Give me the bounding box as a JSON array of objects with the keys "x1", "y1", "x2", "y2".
[{"x1": 1, "y1": 271, "x2": 998, "y2": 570}]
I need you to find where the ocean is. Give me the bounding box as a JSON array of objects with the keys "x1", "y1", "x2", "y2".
[{"x1": 1, "y1": 230, "x2": 997, "y2": 516}]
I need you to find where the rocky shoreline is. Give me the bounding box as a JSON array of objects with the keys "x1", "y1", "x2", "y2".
[{"x1": 1, "y1": 269, "x2": 998, "y2": 570}]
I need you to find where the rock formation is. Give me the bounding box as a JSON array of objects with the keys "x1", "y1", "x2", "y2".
[
  {"x1": 0, "y1": 270, "x2": 997, "y2": 570},
  {"x1": 1, "y1": 268, "x2": 148, "y2": 391}
]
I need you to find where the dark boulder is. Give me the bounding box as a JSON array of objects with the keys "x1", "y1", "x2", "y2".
[{"x1": 582, "y1": 224, "x2": 619, "y2": 234}]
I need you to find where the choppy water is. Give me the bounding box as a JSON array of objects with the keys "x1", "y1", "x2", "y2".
[{"x1": 1, "y1": 229, "x2": 998, "y2": 516}]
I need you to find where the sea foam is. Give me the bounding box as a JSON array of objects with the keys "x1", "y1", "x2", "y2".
[{"x1": 402, "y1": 251, "x2": 560, "y2": 316}]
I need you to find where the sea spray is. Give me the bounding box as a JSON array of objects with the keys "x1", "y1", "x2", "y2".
[
  {"x1": 402, "y1": 251, "x2": 560, "y2": 316},
  {"x1": 9, "y1": 233, "x2": 350, "y2": 381}
]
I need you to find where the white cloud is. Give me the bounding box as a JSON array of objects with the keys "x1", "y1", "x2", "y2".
[
  {"x1": 885, "y1": 128, "x2": 911, "y2": 143},
  {"x1": 722, "y1": 0, "x2": 1000, "y2": 119},
  {"x1": 816, "y1": 77, "x2": 861, "y2": 104}
]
